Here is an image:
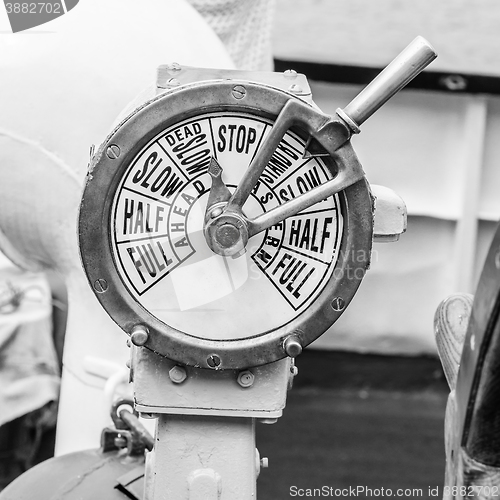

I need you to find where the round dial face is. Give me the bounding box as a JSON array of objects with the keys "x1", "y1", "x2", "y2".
[{"x1": 110, "y1": 111, "x2": 343, "y2": 341}]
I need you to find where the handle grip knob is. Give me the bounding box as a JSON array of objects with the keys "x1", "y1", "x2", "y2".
[{"x1": 339, "y1": 36, "x2": 437, "y2": 130}]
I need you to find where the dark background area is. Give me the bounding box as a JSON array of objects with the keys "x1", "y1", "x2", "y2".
[{"x1": 257, "y1": 350, "x2": 448, "y2": 499}]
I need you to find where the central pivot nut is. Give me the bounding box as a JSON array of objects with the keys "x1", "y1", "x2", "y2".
[
  {"x1": 215, "y1": 223, "x2": 241, "y2": 248},
  {"x1": 204, "y1": 212, "x2": 249, "y2": 257}
]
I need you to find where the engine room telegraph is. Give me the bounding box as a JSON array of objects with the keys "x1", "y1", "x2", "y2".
[{"x1": 79, "y1": 37, "x2": 437, "y2": 370}]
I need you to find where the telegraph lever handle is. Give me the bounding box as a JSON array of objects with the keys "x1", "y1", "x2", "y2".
[
  {"x1": 338, "y1": 36, "x2": 437, "y2": 132},
  {"x1": 204, "y1": 37, "x2": 437, "y2": 255},
  {"x1": 243, "y1": 37, "x2": 436, "y2": 238}
]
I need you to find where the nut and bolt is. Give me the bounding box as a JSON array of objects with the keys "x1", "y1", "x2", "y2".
[
  {"x1": 260, "y1": 457, "x2": 269, "y2": 468},
  {"x1": 169, "y1": 365, "x2": 188, "y2": 384},
  {"x1": 93, "y1": 278, "x2": 108, "y2": 293},
  {"x1": 237, "y1": 370, "x2": 255, "y2": 388},
  {"x1": 331, "y1": 296, "x2": 345, "y2": 312},
  {"x1": 231, "y1": 85, "x2": 247, "y2": 100},
  {"x1": 130, "y1": 325, "x2": 149, "y2": 346},
  {"x1": 284, "y1": 335, "x2": 302, "y2": 358},
  {"x1": 106, "y1": 144, "x2": 121, "y2": 159},
  {"x1": 283, "y1": 69, "x2": 297, "y2": 79},
  {"x1": 215, "y1": 223, "x2": 240, "y2": 248},
  {"x1": 207, "y1": 354, "x2": 222, "y2": 369}
]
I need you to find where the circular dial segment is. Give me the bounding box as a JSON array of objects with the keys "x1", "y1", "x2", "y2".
[{"x1": 111, "y1": 111, "x2": 343, "y2": 341}]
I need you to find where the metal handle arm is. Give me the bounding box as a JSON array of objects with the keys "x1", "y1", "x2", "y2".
[
  {"x1": 226, "y1": 100, "x2": 309, "y2": 212},
  {"x1": 246, "y1": 144, "x2": 364, "y2": 237}
]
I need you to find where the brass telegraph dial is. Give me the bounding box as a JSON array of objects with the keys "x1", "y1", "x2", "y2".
[{"x1": 79, "y1": 38, "x2": 436, "y2": 369}]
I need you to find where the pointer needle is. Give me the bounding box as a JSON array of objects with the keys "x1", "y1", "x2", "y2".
[{"x1": 206, "y1": 157, "x2": 231, "y2": 219}]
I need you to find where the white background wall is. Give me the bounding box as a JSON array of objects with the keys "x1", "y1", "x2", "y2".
[{"x1": 273, "y1": 0, "x2": 500, "y2": 76}]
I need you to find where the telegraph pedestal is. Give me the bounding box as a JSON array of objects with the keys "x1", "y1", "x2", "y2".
[{"x1": 133, "y1": 349, "x2": 291, "y2": 499}]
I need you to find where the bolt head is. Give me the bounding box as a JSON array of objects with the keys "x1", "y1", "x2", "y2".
[
  {"x1": 237, "y1": 370, "x2": 255, "y2": 388},
  {"x1": 215, "y1": 223, "x2": 241, "y2": 248},
  {"x1": 231, "y1": 85, "x2": 247, "y2": 100},
  {"x1": 169, "y1": 365, "x2": 187, "y2": 384},
  {"x1": 283, "y1": 69, "x2": 297, "y2": 79},
  {"x1": 93, "y1": 278, "x2": 108, "y2": 293},
  {"x1": 130, "y1": 326, "x2": 149, "y2": 346},
  {"x1": 260, "y1": 457, "x2": 269, "y2": 468},
  {"x1": 331, "y1": 296, "x2": 345, "y2": 312},
  {"x1": 106, "y1": 144, "x2": 121, "y2": 159},
  {"x1": 207, "y1": 354, "x2": 221, "y2": 369}
]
